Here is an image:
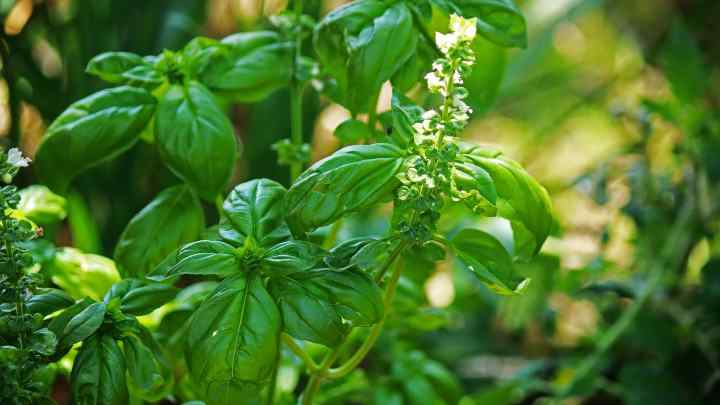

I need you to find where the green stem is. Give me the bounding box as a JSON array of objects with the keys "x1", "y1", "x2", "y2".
[
  {"x1": 215, "y1": 195, "x2": 224, "y2": 219},
  {"x1": 300, "y1": 242, "x2": 407, "y2": 404},
  {"x1": 374, "y1": 240, "x2": 408, "y2": 283},
  {"x1": 437, "y1": 58, "x2": 459, "y2": 145},
  {"x1": 282, "y1": 333, "x2": 319, "y2": 372},
  {"x1": 322, "y1": 220, "x2": 343, "y2": 249},
  {"x1": 289, "y1": 0, "x2": 304, "y2": 181}
]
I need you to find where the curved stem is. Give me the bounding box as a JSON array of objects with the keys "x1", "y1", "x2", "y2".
[
  {"x1": 300, "y1": 242, "x2": 408, "y2": 404},
  {"x1": 374, "y1": 240, "x2": 408, "y2": 283},
  {"x1": 215, "y1": 195, "x2": 224, "y2": 219},
  {"x1": 282, "y1": 333, "x2": 319, "y2": 372}
]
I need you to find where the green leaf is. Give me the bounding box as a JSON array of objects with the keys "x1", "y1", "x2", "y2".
[
  {"x1": 35, "y1": 86, "x2": 156, "y2": 194},
  {"x1": 25, "y1": 288, "x2": 74, "y2": 316},
  {"x1": 123, "y1": 330, "x2": 172, "y2": 400},
  {"x1": 103, "y1": 279, "x2": 178, "y2": 316},
  {"x1": 452, "y1": 161, "x2": 497, "y2": 214},
  {"x1": 460, "y1": 145, "x2": 554, "y2": 256},
  {"x1": 196, "y1": 32, "x2": 293, "y2": 102},
  {"x1": 335, "y1": 119, "x2": 373, "y2": 144},
  {"x1": 29, "y1": 328, "x2": 57, "y2": 356},
  {"x1": 455, "y1": 0, "x2": 527, "y2": 48},
  {"x1": 315, "y1": 1, "x2": 417, "y2": 115},
  {"x1": 186, "y1": 273, "x2": 280, "y2": 404},
  {"x1": 114, "y1": 185, "x2": 205, "y2": 277},
  {"x1": 220, "y1": 178, "x2": 289, "y2": 248},
  {"x1": 465, "y1": 36, "x2": 506, "y2": 114},
  {"x1": 155, "y1": 81, "x2": 239, "y2": 201},
  {"x1": 60, "y1": 302, "x2": 106, "y2": 349},
  {"x1": 71, "y1": 333, "x2": 128, "y2": 405},
  {"x1": 261, "y1": 240, "x2": 325, "y2": 277},
  {"x1": 18, "y1": 185, "x2": 67, "y2": 225},
  {"x1": 151, "y1": 240, "x2": 240, "y2": 280},
  {"x1": 451, "y1": 228, "x2": 527, "y2": 295},
  {"x1": 269, "y1": 275, "x2": 345, "y2": 347},
  {"x1": 47, "y1": 298, "x2": 93, "y2": 357},
  {"x1": 324, "y1": 237, "x2": 379, "y2": 270},
  {"x1": 311, "y1": 269, "x2": 384, "y2": 326},
  {"x1": 393, "y1": 350, "x2": 462, "y2": 405},
  {"x1": 86, "y1": 52, "x2": 163, "y2": 88},
  {"x1": 285, "y1": 143, "x2": 405, "y2": 237}
]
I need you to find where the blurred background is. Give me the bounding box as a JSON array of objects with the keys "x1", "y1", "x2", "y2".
[{"x1": 2, "y1": 0, "x2": 720, "y2": 404}]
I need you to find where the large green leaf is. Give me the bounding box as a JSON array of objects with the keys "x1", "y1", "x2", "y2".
[
  {"x1": 47, "y1": 248, "x2": 120, "y2": 301},
  {"x1": 269, "y1": 275, "x2": 345, "y2": 347},
  {"x1": 123, "y1": 329, "x2": 172, "y2": 400},
  {"x1": 460, "y1": 145, "x2": 554, "y2": 256},
  {"x1": 186, "y1": 274, "x2": 280, "y2": 404},
  {"x1": 315, "y1": 1, "x2": 417, "y2": 115},
  {"x1": 35, "y1": 86, "x2": 156, "y2": 194},
  {"x1": 103, "y1": 279, "x2": 178, "y2": 316},
  {"x1": 114, "y1": 185, "x2": 204, "y2": 277},
  {"x1": 59, "y1": 302, "x2": 106, "y2": 349},
  {"x1": 86, "y1": 52, "x2": 163, "y2": 88},
  {"x1": 455, "y1": 0, "x2": 527, "y2": 48},
  {"x1": 195, "y1": 32, "x2": 293, "y2": 102},
  {"x1": 155, "y1": 81, "x2": 239, "y2": 201},
  {"x1": 310, "y1": 269, "x2": 384, "y2": 326},
  {"x1": 451, "y1": 228, "x2": 527, "y2": 294},
  {"x1": 220, "y1": 179, "x2": 289, "y2": 248},
  {"x1": 71, "y1": 333, "x2": 128, "y2": 405},
  {"x1": 260, "y1": 240, "x2": 325, "y2": 277},
  {"x1": 25, "y1": 288, "x2": 74, "y2": 316},
  {"x1": 285, "y1": 143, "x2": 405, "y2": 237}
]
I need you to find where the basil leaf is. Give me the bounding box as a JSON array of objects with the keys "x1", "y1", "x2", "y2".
[
  {"x1": 186, "y1": 273, "x2": 280, "y2": 404},
  {"x1": 153, "y1": 240, "x2": 240, "y2": 280},
  {"x1": 312, "y1": 269, "x2": 384, "y2": 326},
  {"x1": 335, "y1": 119, "x2": 373, "y2": 144},
  {"x1": 451, "y1": 228, "x2": 527, "y2": 295},
  {"x1": 261, "y1": 240, "x2": 325, "y2": 277},
  {"x1": 197, "y1": 31, "x2": 293, "y2": 102},
  {"x1": 114, "y1": 185, "x2": 204, "y2": 278},
  {"x1": 315, "y1": 1, "x2": 417, "y2": 115},
  {"x1": 35, "y1": 86, "x2": 156, "y2": 194},
  {"x1": 455, "y1": 0, "x2": 527, "y2": 48},
  {"x1": 71, "y1": 333, "x2": 128, "y2": 405},
  {"x1": 86, "y1": 52, "x2": 163, "y2": 88},
  {"x1": 155, "y1": 81, "x2": 239, "y2": 201},
  {"x1": 47, "y1": 298, "x2": 93, "y2": 358},
  {"x1": 269, "y1": 275, "x2": 345, "y2": 347},
  {"x1": 324, "y1": 237, "x2": 379, "y2": 270},
  {"x1": 29, "y1": 328, "x2": 57, "y2": 356},
  {"x1": 60, "y1": 302, "x2": 106, "y2": 350},
  {"x1": 220, "y1": 179, "x2": 290, "y2": 248},
  {"x1": 390, "y1": 91, "x2": 423, "y2": 148},
  {"x1": 25, "y1": 288, "x2": 74, "y2": 316},
  {"x1": 123, "y1": 331, "x2": 171, "y2": 399},
  {"x1": 285, "y1": 143, "x2": 405, "y2": 237},
  {"x1": 460, "y1": 146, "x2": 554, "y2": 256},
  {"x1": 452, "y1": 161, "x2": 497, "y2": 213},
  {"x1": 393, "y1": 349, "x2": 462, "y2": 405},
  {"x1": 103, "y1": 279, "x2": 178, "y2": 316}
]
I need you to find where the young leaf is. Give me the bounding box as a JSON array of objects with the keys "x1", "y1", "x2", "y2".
[
  {"x1": 196, "y1": 31, "x2": 293, "y2": 102},
  {"x1": 86, "y1": 52, "x2": 163, "y2": 88},
  {"x1": 455, "y1": 0, "x2": 528, "y2": 48},
  {"x1": 71, "y1": 333, "x2": 128, "y2": 405},
  {"x1": 324, "y1": 237, "x2": 380, "y2": 270},
  {"x1": 47, "y1": 298, "x2": 94, "y2": 357},
  {"x1": 390, "y1": 91, "x2": 424, "y2": 148},
  {"x1": 114, "y1": 185, "x2": 204, "y2": 277},
  {"x1": 152, "y1": 240, "x2": 240, "y2": 280},
  {"x1": 335, "y1": 119, "x2": 373, "y2": 144},
  {"x1": 452, "y1": 161, "x2": 497, "y2": 213},
  {"x1": 35, "y1": 86, "x2": 156, "y2": 194},
  {"x1": 123, "y1": 332, "x2": 171, "y2": 399},
  {"x1": 60, "y1": 302, "x2": 107, "y2": 350},
  {"x1": 285, "y1": 143, "x2": 405, "y2": 237},
  {"x1": 460, "y1": 145, "x2": 554, "y2": 256},
  {"x1": 186, "y1": 274, "x2": 280, "y2": 404},
  {"x1": 451, "y1": 228, "x2": 527, "y2": 295},
  {"x1": 269, "y1": 275, "x2": 345, "y2": 347},
  {"x1": 261, "y1": 240, "x2": 326, "y2": 276},
  {"x1": 103, "y1": 279, "x2": 178, "y2": 316},
  {"x1": 155, "y1": 81, "x2": 239, "y2": 201},
  {"x1": 220, "y1": 179, "x2": 290, "y2": 248}
]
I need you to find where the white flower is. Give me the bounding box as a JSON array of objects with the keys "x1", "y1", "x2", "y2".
[
  {"x1": 450, "y1": 14, "x2": 477, "y2": 42},
  {"x1": 435, "y1": 32, "x2": 459, "y2": 54},
  {"x1": 425, "y1": 72, "x2": 444, "y2": 93},
  {"x1": 7, "y1": 148, "x2": 31, "y2": 168},
  {"x1": 422, "y1": 110, "x2": 438, "y2": 120}
]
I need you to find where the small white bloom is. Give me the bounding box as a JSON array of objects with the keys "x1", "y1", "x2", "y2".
[
  {"x1": 435, "y1": 32, "x2": 459, "y2": 54},
  {"x1": 422, "y1": 110, "x2": 438, "y2": 120},
  {"x1": 412, "y1": 122, "x2": 426, "y2": 134},
  {"x1": 7, "y1": 148, "x2": 31, "y2": 168},
  {"x1": 450, "y1": 14, "x2": 477, "y2": 42}
]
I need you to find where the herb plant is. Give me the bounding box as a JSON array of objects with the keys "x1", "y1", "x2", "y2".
[{"x1": 12, "y1": 1, "x2": 557, "y2": 404}]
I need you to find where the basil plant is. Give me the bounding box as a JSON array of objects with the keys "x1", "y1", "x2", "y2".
[{"x1": 29, "y1": 1, "x2": 554, "y2": 404}]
